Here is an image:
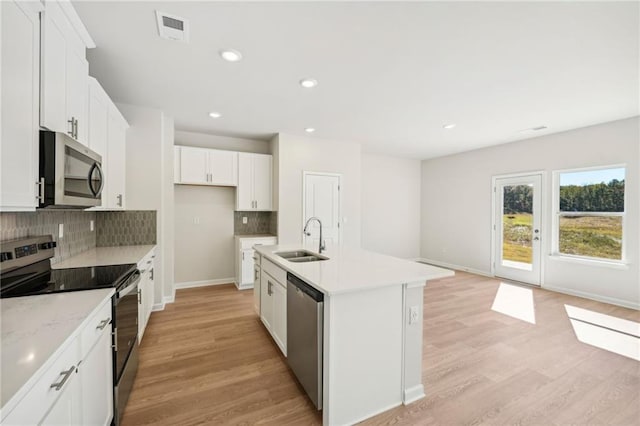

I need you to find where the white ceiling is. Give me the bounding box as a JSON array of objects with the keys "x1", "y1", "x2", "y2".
[{"x1": 74, "y1": 1, "x2": 639, "y2": 159}]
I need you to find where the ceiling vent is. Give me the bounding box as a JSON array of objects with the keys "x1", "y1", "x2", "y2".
[{"x1": 155, "y1": 11, "x2": 189, "y2": 42}]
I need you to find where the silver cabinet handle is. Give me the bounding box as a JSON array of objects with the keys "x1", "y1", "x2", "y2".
[
  {"x1": 74, "y1": 118, "x2": 79, "y2": 140},
  {"x1": 36, "y1": 177, "x2": 45, "y2": 202},
  {"x1": 50, "y1": 366, "x2": 75, "y2": 391},
  {"x1": 67, "y1": 117, "x2": 75, "y2": 137},
  {"x1": 96, "y1": 318, "x2": 110, "y2": 330},
  {"x1": 117, "y1": 194, "x2": 123, "y2": 207},
  {"x1": 138, "y1": 288, "x2": 142, "y2": 304},
  {"x1": 242, "y1": 251, "x2": 245, "y2": 261}
]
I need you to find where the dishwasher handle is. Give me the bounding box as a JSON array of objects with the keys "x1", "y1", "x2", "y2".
[{"x1": 287, "y1": 272, "x2": 324, "y2": 302}]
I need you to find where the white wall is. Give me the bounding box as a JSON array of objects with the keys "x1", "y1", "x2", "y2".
[
  {"x1": 175, "y1": 130, "x2": 270, "y2": 154},
  {"x1": 421, "y1": 117, "x2": 639, "y2": 308},
  {"x1": 275, "y1": 133, "x2": 362, "y2": 247},
  {"x1": 174, "y1": 185, "x2": 235, "y2": 283},
  {"x1": 173, "y1": 131, "x2": 269, "y2": 284},
  {"x1": 361, "y1": 153, "x2": 421, "y2": 259},
  {"x1": 118, "y1": 103, "x2": 175, "y2": 305}
]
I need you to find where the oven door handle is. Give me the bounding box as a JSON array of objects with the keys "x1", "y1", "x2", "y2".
[{"x1": 117, "y1": 271, "x2": 141, "y2": 298}]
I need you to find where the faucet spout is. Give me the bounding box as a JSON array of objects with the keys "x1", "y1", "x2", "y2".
[{"x1": 303, "y1": 217, "x2": 325, "y2": 254}]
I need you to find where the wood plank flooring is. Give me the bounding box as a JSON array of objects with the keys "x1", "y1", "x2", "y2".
[{"x1": 122, "y1": 273, "x2": 640, "y2": 425}]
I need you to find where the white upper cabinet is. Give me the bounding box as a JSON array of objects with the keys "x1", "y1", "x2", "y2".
[
  {"x1": 236, "y1": 153, "x2": 272, "y2": 211},
  {"x1": 175, "y1": 146, "x2": 238, "y2": 186},
  {"x1": 40, "y1": 1, "x2": 92, "y2": 146},
  {"x1": 0, "y1": 1, "x2": 42, "y2": 211},
  {"x1": 87, "y1": 77, "x2": 128, "y2": 209},
  {"x1": 106, "y1": 104, "x2": 128, "y2": 209}
]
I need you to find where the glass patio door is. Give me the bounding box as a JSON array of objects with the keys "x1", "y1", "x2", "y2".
[{"x1": 494, "y1": 174, "x2": 542, "y2": 285}]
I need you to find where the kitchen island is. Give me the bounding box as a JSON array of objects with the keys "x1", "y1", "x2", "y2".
[{"x1": 253, "y1": 244, "x2": 454, "y2": 426}]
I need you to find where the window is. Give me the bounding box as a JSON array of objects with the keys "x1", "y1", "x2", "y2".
[{"x1": 554, "y1": 166, "x2": 625, "y2": 262}]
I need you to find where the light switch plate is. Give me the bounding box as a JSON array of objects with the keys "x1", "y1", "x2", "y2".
[
  {"x1": 242, "y1": 216, "x2": 248, "y2": 224},
  {"x1": 58, "y1": 223, "x2": 64, "y2": 239},
  {"x1": 90, "y1": 220, "x2": 94, "y2": 231}
]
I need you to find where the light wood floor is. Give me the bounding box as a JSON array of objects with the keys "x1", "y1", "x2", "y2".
[{"x1": 122, "y1": 272, "x2": 640, "y2": 425}]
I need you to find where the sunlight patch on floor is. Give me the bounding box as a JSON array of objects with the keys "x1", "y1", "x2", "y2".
[
  {"x1": 565, "y1": 304, "x2": 640, "y2": 361},
  {"x1": 491, "y1": 282, "x2": 536, "y2": 324}
]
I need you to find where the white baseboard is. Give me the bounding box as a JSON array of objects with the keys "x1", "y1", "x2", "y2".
[
  {"x1": 542, "y1": 284, "x2": 640, "y2": 310},
  {"x1": 403, "y1": 384, "x2": 426, "y2": 405},
  {"x1": 174, "y1": 278, "x2": 235, "y2": 290},
  {"x1": 416, "y1": 258, "x2": 493, "y2": 278},
  {"x1": 151, "y1": 302, "x2": 165, "y2": 311}
]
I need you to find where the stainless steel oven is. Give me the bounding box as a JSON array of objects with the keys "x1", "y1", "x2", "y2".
[
  {"x1": 39, "y1": 130, "x2": 104, "y2": 208},
  {"x1": 112, "y1": 270, "x2": 140, "y2": 425}
]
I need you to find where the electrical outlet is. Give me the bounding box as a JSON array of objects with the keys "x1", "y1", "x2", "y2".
[
  {"x1": 58, "y1": 223, "x2": 64, "y2": 239},
  {"x1": 90, "y1": 220, "x2": 94, "y2": 231},
  {"x1": 242, "y1": 216, "x2": 248, "y2": 224},
  {"x1": 409, "y1": 306, "x2": 419, "y2": 324}
]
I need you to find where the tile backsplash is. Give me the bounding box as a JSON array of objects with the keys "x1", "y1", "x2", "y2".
[
  {"x1": 96, "y1": 211, "x2": 157, "y2": 246},
  {"x1": 0, "y1": 210, "x2": 96, "y2": 264},
  {"x1": 0, "y1": 210, "x2": 157, "y2": 264},
  {"x1": 234, "y1": 211, "x2": 277, "y2": 235}
]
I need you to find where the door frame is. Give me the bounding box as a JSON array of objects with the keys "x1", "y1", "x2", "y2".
[
  {"x1": 490, "y1": 171, "x2": 546, "y2": 286},
  {"x1": 302, "y1": 171, "x2": 343, "y2": 245}
]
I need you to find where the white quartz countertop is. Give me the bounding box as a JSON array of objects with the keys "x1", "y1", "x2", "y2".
[
  {"x1": 254, "y1": 244, "x2": 454, "y2": 295},
  {"x1": 1, "y1": 289, "x2": 114, "y2": 413},
  {"x1": 52, "y1": 245, "x2": 155, "y2": 269},
  {"x1": 234, "y1": 234, "x2": 277, "y2": 240}
]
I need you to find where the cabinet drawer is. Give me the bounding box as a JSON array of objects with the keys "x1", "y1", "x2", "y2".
[
  {"x1": 253, "y1": 253, "x2": 261, "y2": 266},
  {"x1": 263, "y1": 258, "x2": 286, "y2": 285},
  {"x1": 239, "y1": 237, "x2": 276, "y2": 250},
  {"x1": 79, "y1": 298, "x2": 112, "y2": 359},
  {"x1": 2, "y1": 337, "x2": 80, "y2": 425},
  {"x1": 137, "y1": 248, "x2": 156, "y2": 272}
]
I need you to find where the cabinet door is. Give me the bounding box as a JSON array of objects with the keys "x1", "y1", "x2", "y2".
[
  {"x1": 260, "y1": 270, "x2": 274, "y2": 331},
  {"x1": 253, "y1": 265, "x2": 261, "y2": 315},
  {"x1": 107, "y1": 109, "x2": 127, "y2": 208},
  {"x1": 0, "y1": 0, "x2": 40, "y2": 210},
  {"x1": 138, "y1": 273, "x2": 149, "y2": 342},
  {"x1": 236, "y1": 152, "x2": 254, "y2": 210},
  {"x1": 180, "y1": 147, "x2": 209, "y2": 184},
  {"x1": 241, "y1": 249, "x2": 255, "y2": 285},
  {"x1": 66, "y1": 47, "x2": 89, "y2": 145},
  {"x1": 209, "y1": 150, "x2": 238, "y2": 186},
  {"x1": 253, "y1": 154, "x2": 272, "y2": 211},
  {"x1": 41, "y1": 368, "x2": 82, "y2": 425},
  {"x1": 79, "y1": 324, "x2": 113, "y2": 426},
  {"x1": 40, "y1": 4, "x2": 68, "y2": 134},
  {"x1": 272, "y1": 280, "x2": 287, "y2": 355},
  {"x1": 88, "y1": 79, "x2": 109, "y2": 206},
  {"x1": 144, "y1": 267, "x2": 154, "y2": 326}
]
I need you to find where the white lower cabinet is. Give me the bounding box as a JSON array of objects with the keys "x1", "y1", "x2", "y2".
[
  {"x1": 235, "y1": 236, "x2": 277, "y2": 290},
  {"x1": 2, "y1": 297, "x2": 114, "y2": 426},
  {"x1": 138, "y1": 248, "x2": 155, "y2": 342},
  {"x1": 260, "y1": 259, "x2": 287, "y2": 356}
]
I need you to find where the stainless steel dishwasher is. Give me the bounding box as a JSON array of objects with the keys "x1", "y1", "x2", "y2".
[{"x1": 287, "y1": 272, "x2": 324, "y2": 410}]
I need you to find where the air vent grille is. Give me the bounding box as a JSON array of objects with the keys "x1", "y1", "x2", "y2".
[
  {"x1": 156, "y1": 11, "x2": 189, "y2": 42},
  {"x1": 162, "y1": 16, "x2": 184, "y2": 31}
]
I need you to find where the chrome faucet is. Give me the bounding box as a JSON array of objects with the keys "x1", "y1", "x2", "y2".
[{"x1": 303, "y1": 217, "x2": 325, "y2": 254}]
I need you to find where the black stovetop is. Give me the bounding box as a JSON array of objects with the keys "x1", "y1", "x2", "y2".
[{"x1": 0, "y1": 260, "x2": 136, "y2": 298}]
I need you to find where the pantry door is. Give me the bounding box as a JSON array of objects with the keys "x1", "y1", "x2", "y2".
[{"x1": 302, "y1": 172, "x2": 342, "y2": 246}]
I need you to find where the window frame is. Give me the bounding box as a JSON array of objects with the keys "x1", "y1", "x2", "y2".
[{"x1": 551, "y1": 164, "x2": 627, "y2": 265}]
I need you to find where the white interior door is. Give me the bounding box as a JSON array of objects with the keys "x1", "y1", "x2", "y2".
[
  {"x1": 303, "y1": 173, "x2": 341, "y2": 247},
  {"x1": 493, "y1": 174, "x2": 542, "y2": 285}
]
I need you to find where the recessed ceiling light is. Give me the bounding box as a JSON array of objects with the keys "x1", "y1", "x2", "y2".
[
  {"x1": 219, "y1": 49, "x2": 242, "y2": 62},
  {"x1": 209, "y1": 112, "x2": 222, "y2": 118},
  {"x1": 442, "y1": 123, "x2": 456, "y2": 129},
  {"x1": 305, "y1": 127, "x2": 316, "y2": 133},
  {"x1": 299, "y1": 78, "x2": 318, "y2": 88}
]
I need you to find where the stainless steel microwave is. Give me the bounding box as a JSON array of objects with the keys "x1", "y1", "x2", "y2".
[{"x1": 39, "y1": 131, "x2": 104, "y2": 208}]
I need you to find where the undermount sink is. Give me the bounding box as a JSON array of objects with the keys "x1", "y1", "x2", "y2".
[{"x1": 275, "y1": 250, "x2": 329, "y2": 263}]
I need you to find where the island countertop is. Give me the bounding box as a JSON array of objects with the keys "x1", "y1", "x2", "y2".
[
  {"x1": 51, "y1": 245, "x2": 155, "y2": 269},
  {"x1": 0, "y1": 289, "x2": 114, "y2": 415},
  {"x1": 254, "y1": 244, "x2": 454, "y2": 295}
]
